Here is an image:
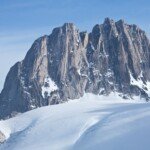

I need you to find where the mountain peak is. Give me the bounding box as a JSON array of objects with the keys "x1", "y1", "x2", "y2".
[
  {"x1": 0, "y1": 19, "x2": 150, "y2": 119},
  {"x1": 104, "y1": 17, "x2": 115, "y2": 24},
  {"x1": 63, "y1": 22, "x2": 75, "y2": 28}
]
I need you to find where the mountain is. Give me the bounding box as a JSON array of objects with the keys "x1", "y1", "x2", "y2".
[
  {"x1": 0, "y1": 94, "x2": 150, "y2": 150},
  {"x1": 0, "y1": 18, "x2": 150, "y2": 119}
]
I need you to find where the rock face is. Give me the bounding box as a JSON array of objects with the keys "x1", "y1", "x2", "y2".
[
  {"x1": 0, "y1": 18, "x2": 150, "y2": 119},
  {"x1": 0, "y1": 131, "x2": 5, "y2": 143}
]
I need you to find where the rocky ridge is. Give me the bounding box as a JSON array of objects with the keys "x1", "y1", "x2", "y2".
[{"x1": 0, "y1": 18, "x2": 150, "y2": 119}]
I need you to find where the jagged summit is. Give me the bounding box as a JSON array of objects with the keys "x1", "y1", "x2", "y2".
[
  {"x1": 0, "y1": 18, "x2": 150, "y2": 119},
  {"x1": 104, "y1": 17, "x2": 115, "y2": 24},
  {"x1": 51, "y1": 22, "x2": 76, "y2": 34},
  {"x1": 63, "y1": 22, "x2": 75, "y2": 27}
]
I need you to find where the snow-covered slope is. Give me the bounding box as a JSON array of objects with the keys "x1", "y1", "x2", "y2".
[{"x1": 0, "y1": 94, "x2": 150, "y2": 150}]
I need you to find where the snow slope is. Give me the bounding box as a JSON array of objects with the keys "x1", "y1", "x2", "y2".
[{"x1": 0, "y1": 94, "x2": 150, "y2": 150}]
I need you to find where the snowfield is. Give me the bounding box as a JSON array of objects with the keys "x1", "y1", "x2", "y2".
[{"x1": 0, "y1": 94, "x2": 150, "y2": 150}]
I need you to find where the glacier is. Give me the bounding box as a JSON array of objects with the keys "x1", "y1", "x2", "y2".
[{"x1": 0, "y1": 94, "x2": 150, "y2": 150}]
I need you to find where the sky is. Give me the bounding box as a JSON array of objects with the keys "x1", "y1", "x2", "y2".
[{"x1": 0, "y1": 0, "x2": 150, "y2": 91}]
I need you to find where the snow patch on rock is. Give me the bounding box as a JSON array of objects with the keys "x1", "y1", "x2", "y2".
[
  {"x1": 41, "y1": 76, "x2": 58, "y2": 98},
  {"x1": 129, "y1": 71, "x2": 150, "y2": 96}
]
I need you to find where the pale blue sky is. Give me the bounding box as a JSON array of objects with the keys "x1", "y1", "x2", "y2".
[{"x1": 0, "y1": 0, "x2": 150, "y2": 90}]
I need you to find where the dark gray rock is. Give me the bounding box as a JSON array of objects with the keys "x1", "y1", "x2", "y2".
[
  {"x1": 0, "y1": 131, "x2": 5, "y2": 143},
  {"x1": 0, "y1": 18, "x2": 150, "y2": 119}
]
